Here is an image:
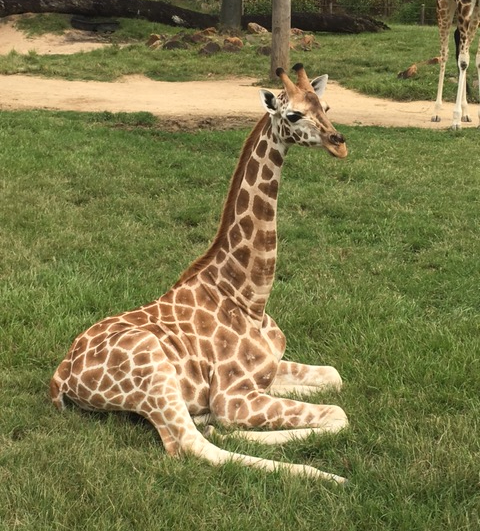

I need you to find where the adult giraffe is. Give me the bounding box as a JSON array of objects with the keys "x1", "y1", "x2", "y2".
[
  {"x1": 51, "y1": 64, "x2": 349, "y2": 483},
  {"x1": 432, "y1": 0, "x2": 480, "y2": 128}
]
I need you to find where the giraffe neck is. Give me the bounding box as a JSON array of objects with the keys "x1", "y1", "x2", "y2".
[{"x1": 176, "y1": 114, "x2": 288, "y2": 321}]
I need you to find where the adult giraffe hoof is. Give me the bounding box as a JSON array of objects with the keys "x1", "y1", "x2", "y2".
[
  {"x1": 450, "y1": 124, "x2": 462, "y2": 131},
  {"x1": 461, "y1": 115, "x2": 472, "y2": 123},
  {"x1": 431, "y1": 115, "x2": 441, "y2": 123}
]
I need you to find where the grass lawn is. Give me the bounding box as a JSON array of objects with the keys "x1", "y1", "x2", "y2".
[
  {"x1": 1, "y1": 14, "x2": 479, "y2": 102},
  {"x1": 1, "y1": 109, "x2": 479, "y2": 530}
]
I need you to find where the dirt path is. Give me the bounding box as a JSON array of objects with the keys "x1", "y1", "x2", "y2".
[{"x1": 0, "y1": 16, "x2": 474, "y2": 129}]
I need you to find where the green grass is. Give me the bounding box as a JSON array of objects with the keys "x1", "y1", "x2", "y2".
[
  {"x1": 1, "y1": 110, "x2": 479, "y2": 530},
  {"x1": 2, "y1": 14, "x2": 479, "y2": 101}
]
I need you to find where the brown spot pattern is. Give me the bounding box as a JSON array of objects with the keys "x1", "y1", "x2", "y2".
[
  {"x1": 236, "y1": 189, "x2": 250, "y2": 215},
  {"x1": 252, "y1": 195, "x2": 275, "y2": 221}
]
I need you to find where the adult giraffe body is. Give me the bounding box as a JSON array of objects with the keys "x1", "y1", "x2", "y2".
[
  {"x1": 432, "y1": 0, "x2": 480, "y2": 128},
  {"x1": 51, "y1": 65, "x2": 349, "y2": 483}
]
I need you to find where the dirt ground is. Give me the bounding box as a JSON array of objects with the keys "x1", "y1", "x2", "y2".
[{"x1": 0, "y1": 16, "x2": 476, "y2": 130}]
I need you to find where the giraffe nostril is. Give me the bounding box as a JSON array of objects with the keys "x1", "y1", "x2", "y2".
[{"x1": 329, "y1": 133, "x2": 345, "y2": 145}]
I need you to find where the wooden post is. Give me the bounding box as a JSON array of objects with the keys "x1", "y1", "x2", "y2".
[
  {"x1": 420, "y1": 4, "x2": 425, "y2": 25},
  {"x1": 270, "y1": 0, "x2": 291, "y2": 80}
]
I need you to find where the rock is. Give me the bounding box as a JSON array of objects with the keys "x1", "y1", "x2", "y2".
[
  {"x1": 223, "y1": 37, "x2": 243, "y2": 48},
  {"x1": 397, "y1": 64, "x2": 417, "y2": 79},
  {"x1": 223, "y1": 42, "x2": 241, "y2": 53},
  {"x1": 199, "y1": 41, "x2": 221, "y2": 55},
  {"x1": 300, "y1": 34, "x2": 315, "y2": 51},
  {"x1": 201, "y1": 27, "x2": 217, "y2": 36},
  {"x1": 163, "y1": 40, "x2": 189, "y2": 50},
  {"x1": 256, "y1": 45, "x2": 271, "y2": 56},
  {"x1": 146, "y1": 33, "x2": 161, "y2": 47},
  {"x1": 186, "y1": 31, "x2": 210, "y2": 43},
  {"x1": 247, "y1": 22, "x2": 268, "y2": 34}
]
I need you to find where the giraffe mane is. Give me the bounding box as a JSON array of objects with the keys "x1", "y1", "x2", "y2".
[{"x1": 174, "y1": 113, "x2": 270, "y2": 286}]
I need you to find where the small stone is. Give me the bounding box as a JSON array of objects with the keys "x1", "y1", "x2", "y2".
[
  {"x1": 199, "y1": 41, "x2": 221, "y2": 55},
  {"x1": 201, "y1": 27, "x2": 217, "y2": 36},
  {"x1": 223, "y1": 42, "x2": 241, "y2": 53},
  {"x1": 397, "y1": 64, "x2": 417, "y2": 79},
  {"x1": 146, "y1": 34, "x2": 161, "y2": 47},
  {"x1": 224, "y1": 37, "x2": 243, "y2": 48},
  {"x1": 256, "y1": 45, "x2": 271, "y2": 56},
  {"x1": 248, "y1": 22, "x2": 268, "y2": 34},
  {"x1": 301, "y1": 34, "x2": 315, "y2": 51},
  {"x1": 163, "y1": 40, "x2": 189, "y2": 50},
  {"x1": 186, "y1": 32, "x2": 210, "y2": 44}
]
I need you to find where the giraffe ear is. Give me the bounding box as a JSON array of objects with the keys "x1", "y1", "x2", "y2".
[
  {"x1": 259, "y1": 89, "x2": 278, "y2": 115},
  {"x1": 311, "y1": 75, "x2": 328, "y2": 98}
]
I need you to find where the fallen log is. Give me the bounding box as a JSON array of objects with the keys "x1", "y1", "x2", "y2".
[
  {"x1": 245, "y1": 13, "x2": 389, "y2": 33},
  {"x1": 0, "y1": 0, "x2": 389, "y2": 33}
]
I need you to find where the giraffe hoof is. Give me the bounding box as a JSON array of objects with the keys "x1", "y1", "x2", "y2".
[
  {"x1": 431, "y1": 116, "x2": 441, "y2": 123},
  {"x1": 461, "y1": 115, "x2": 472, "y2": 123},
  {"x1": 450, "y1": 124, "x2": 462, "y2": 131}
]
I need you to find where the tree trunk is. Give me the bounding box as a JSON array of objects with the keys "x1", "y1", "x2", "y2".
[
  {"x1": 220, "y1": 0, "x2": 242, "y2": 30},
  {"x1": 0, "y1": 0, "x2": 389, "y2": 33},
  {"x1": 270, "y1": 0, "x2": 291, "y2": 80}
]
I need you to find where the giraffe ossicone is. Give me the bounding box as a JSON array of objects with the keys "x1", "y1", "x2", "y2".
[
  {"x1": 51, "y1": 64, "x2": 349, "y2": 483},
  {"x1": 432, "y1": 0, "x2": 480, "y2": 129}
]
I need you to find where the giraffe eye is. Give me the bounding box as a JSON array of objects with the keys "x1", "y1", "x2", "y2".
[{"x1": 286, "y1": 112, "x2": 303, "y2": 123}]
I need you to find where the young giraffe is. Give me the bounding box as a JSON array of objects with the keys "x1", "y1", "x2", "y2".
[
  {"x1": 432, "y1": 0, "x2": 480, "y2": 128},
  {"x1": 50, "y1": 64, "x2": 349, "y2": 483}
]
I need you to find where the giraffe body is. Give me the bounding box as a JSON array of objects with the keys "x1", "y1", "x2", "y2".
[
  {"x1": 432, "y1": 0, "x2": 480, "y2": 128},
  {"x1": 51, "y1": 65, "x2": 349, "y2": 482}
]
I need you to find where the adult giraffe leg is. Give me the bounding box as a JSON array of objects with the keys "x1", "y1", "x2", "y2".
[
  {"x1": 476, "y1": 43, "x2": 480, "y2": 124},
  {"x1": 454, "y1": 41, "x2": 472, "y2": 128},
  {"x1": 432, "y1": 0, "x2": 456, "y2": 122},
  {"x1": 469, "y1": 8, "x2": 480, "y2": 124}
]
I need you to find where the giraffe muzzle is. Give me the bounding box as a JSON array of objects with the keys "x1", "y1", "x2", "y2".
[
  {"x1": 329, "y1": 133, "x2": 346, "y2": 146},
  {"x1": 326, "y1": 133, "x2": 348, "y2": 159}
]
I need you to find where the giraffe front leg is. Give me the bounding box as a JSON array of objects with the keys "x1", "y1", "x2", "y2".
[
  {"x1": 268, "y1": 360, "x2": 343, "y2": 397},
  {"x1": 453, "y1": 61, "x2": 469, "y2": 129},
  {"x1": 208, "y1": 391, "x2": 347, "y2": 456},
  {"x1": 432, "y1": 57, "x2": 447, "y2": 122},
  {"x1": 211, "y1": 390, "x2": 348, "y2": 434}
]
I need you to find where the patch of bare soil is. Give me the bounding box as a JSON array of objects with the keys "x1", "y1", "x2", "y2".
[{"x1": 0, "y1": 16, "x2": 475, "y2": 130}]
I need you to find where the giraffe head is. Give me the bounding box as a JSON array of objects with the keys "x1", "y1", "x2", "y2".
[{"x1": 259, "y1": 63, "x2": 347, "y2": 159}]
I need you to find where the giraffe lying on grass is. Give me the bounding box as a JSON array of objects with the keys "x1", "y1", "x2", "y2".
[{"x1": 51, "y1": 64, "x2": 349, "y2": 483}]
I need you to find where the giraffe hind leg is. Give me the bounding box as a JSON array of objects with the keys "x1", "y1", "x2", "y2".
[
  {"x1": 50, "y1": 372, "x2": 66, "y2": 411},
  {"x1": 205, "y1": 425, "x2": 344, "y2": 445}
]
